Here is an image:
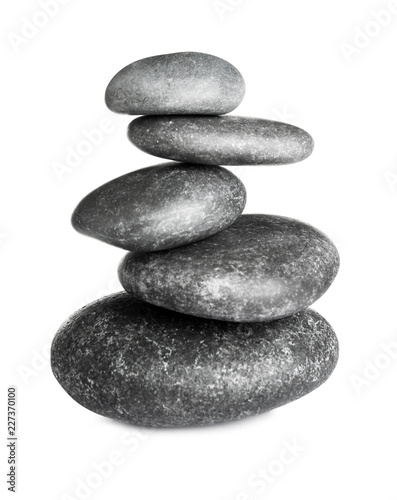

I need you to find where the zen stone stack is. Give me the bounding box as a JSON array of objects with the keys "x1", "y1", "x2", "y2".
[{"x1": 52, "y1": 51, "x2": 340, "y2": 428}]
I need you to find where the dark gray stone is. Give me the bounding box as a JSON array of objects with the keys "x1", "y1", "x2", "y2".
[
  {"x1": 127, "y1": 116, "x2": 314, "y2": 165},
  {"x1": 105, "y1": 52, "x2": 245, "y2": 115},
  {"x1": 51, "y1": 293, "x2": 339, "y2": 428},
  {"x1": 71, "y1": 162, "x2": 246, "y2": 252},
  {"x1": 119, "y1": 214, "x2": 339, "y2": 322}
]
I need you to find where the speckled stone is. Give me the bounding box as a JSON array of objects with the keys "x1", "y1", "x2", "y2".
[
  {"x1": 105, "y1": 52, "x2": 245, "y2": 115},
  {"x1": 127, "y1": 116, "x2": 314, "y2": 166},
  {"x1": 71, "y1": 162, "x2": 246, "y2": 252},
  {"x1": 51, "y1": 292, "x2": 339, "y2": 428},
  {"x1": 119, "y1": 214, "x2": 339, "y2": 322}
]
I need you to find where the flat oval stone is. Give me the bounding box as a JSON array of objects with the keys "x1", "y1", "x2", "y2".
[
  {"x1": 51, "y1": 293, "x2": 339, "y2": 427},
  {"x1": 119, "y1": 214, "x2": 339, "y2": 322},
  {"x1": 105, "y1": 52, "x2": 245, "y2": 115},
  {"x1": 127, "y1": 116, "x2": 314, "y2": 165},
  {"x1": 71, "y1": 163, "x2": 246, "y2": 252}
]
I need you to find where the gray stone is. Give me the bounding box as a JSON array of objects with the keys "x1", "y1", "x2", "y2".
[
  {"x1": 51, "y1": 292, "x2": 339, "y2": 428},
  {"x1": 127, "y1": 116, "x2": 314, "y2": 165},
  {"x1": 71, "y1": 162, "x2": 246, "y2": 252},
  {"x1": 119, "y1": 214, "x2": 339, "y2": 322},
  {"x1": 105, "y1": 52, "x2": 245, "y2": 115}
]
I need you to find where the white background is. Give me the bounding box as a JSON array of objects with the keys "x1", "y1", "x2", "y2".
[{"x1": 2, "y1": 0, "x2": 397, "y2": 499}]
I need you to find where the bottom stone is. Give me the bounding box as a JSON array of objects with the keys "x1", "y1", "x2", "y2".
[{"x1": 51, "y1": 293, "x2": 338, "y2": 427}]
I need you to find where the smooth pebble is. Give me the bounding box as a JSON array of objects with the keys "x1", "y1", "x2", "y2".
[
  {"x1": 71, "y1": 162, "x2": 246, "y2": 252},
  {"x1": 105, "y1": 52, "x2": 245, "y2": 115},
  {"x1": 119, "y1": 214, "x2": 339, "y2": 322},
  {"x1": 51, "y1": 293, "x2": 339, "y2": 427},
  {"x1": 128, "y1": 115, "x2": 314, "y2": 165}
]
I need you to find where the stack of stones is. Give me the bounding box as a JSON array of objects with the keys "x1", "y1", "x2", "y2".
[{"x1": 51, "y1": 52, "x2": 340, "y2": 428}]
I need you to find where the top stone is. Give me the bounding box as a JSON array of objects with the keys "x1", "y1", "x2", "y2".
[{"x1": 105, "y1": 52, "x2": 245, "y2": 115}]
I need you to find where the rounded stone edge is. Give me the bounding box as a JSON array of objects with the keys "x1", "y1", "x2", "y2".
[
  {"x1": 51, "y1": 295, "x2": 339, "y2": 428},
  {"x1": 127, "y1": 116, "x2": 315, "y2": 166},
  {"x1": 118, "y1": 214, "x2": 340, "y2": 323},
  {"x1": 104, "y1": 51, "x2": 246, "y2": 116},
  {"x1": 71, "y1": 162, "x2": 247, "y2": 252}
]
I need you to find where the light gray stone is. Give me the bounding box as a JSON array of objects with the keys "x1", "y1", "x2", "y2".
[
  {"x1": 71, "y1": 162, "x2": 246, "y2": 252},
  {"x1": 127, "y1": 115, "x2": 314, "y2": 165},
  {"x1": 105, "y1": 52, "x2": 245, "y2": 115}
]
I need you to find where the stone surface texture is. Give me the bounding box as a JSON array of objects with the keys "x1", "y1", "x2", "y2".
[
  {"x1": 71, "y1": 162, "x2": 246, "y2": 252},
  {"x1": 105, "y1": 52, "x2": 245, "y2": 115},
  {"x1": 51, "y1": 293, "x2": 339, "y2": 428},
  {"x1": 119, "y1": 214, "x2": 340, "y2": 322},
  {"x1": 127, "y1": 116, "x2": 314, "y2": 165}
]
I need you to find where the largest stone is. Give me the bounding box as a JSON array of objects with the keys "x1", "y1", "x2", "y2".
[
  {"x1": 119, "y1": 214, "x2": 340, "y2": 322},
  {"x1": 51, "y1": 293, "x2": 339, "y2": 428},
  {"x1": 105, "y1": 52, "x2": 245, "y2": 115}
]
